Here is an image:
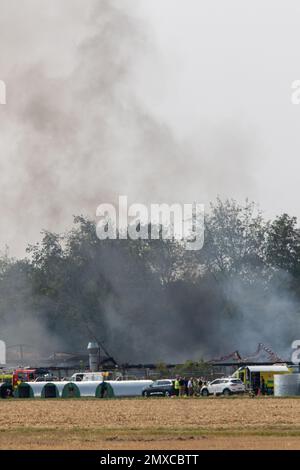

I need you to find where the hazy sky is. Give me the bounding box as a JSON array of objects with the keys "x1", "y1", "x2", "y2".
[{"x1": 0, "y1": 0, "x2": 299, "y2": 256}]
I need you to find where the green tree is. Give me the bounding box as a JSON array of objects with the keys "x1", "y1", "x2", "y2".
[{"x1": 266, "y1": 213, "x2": 300, "y2": 277}]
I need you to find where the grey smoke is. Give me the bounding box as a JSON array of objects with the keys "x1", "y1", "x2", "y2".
[
  {"x1": 215, "y1": 273, "x2": 300, "y2": 361},
  {"x1": 0, "y1": 0, "x2": 258, "y2": 258},
  {"x1": 0, "y1": 1, "x2": 299, "y2": 362}
]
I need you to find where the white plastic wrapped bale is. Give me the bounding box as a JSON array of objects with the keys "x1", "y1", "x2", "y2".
[
  {"x1": 274, "y1": 374, "x2": 300, "y2": 396},
  {"x1": 18, "y1": 382, "x2": 44, "y2": 398},
  {"x1": 37, "y1": 381, "x2": 80, "y2": 398},
  {"x1": 61, "y1": 382, "x2": 80, "y2": 398},
  {"x1": 16, "y1": 381, "x2": 81, "y2": 398},
  {"x1": 53, "y1": 380, "x2": 153, "y2": 398},
  {"x1": 52, "y1": 381, "x2": 69, "y2": 397},
  {"x1": 76, "y1": 381, "x2": 100, "y2": 397},
  {"x1": 15, "y1": 382, "x2": 34, "y2": 398},
  {"x1": 18, "y1": 382, "x2": 60, "y2": 398},
  {"x1": 0, "y1": 382, "x2": 13, "y2": 398},
  {"x1": 102, "y1": 380, "x2": 153, "y2": 398},
  {"x1": 41, "y1": 382, "x2": 60, "y2": 398}
]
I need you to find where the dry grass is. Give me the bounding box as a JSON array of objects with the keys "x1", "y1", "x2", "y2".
[{"x1": 1, "y1": 396, "x2": 300, "y2": 449}]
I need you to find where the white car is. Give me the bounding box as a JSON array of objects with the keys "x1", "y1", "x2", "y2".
[{"x1": 201, "y1": 378, "x2": 245, "y2": 396}]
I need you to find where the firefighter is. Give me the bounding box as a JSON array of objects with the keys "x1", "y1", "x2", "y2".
[
  {"x1": 179, "y1": 377, "x2": 186, "y2": 397},
  {"x1": 260, "y1": 376, "x2": 266, "y2": 395}
]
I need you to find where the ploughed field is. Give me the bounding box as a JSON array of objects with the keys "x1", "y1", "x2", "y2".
[{"x1": 1, "y1": 397, "x2": 300, "y2": 450}]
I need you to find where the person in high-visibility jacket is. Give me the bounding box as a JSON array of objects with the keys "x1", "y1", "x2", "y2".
[{"x1": 174, "y1": 378, "x2": 180, "y2": 396}]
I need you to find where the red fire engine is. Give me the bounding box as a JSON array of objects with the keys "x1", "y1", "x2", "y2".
[{"x1": 12, "y1": 369, "x2": 39, "y2": 387}]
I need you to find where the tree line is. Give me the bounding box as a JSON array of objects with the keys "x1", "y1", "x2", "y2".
[{"x1": 1, "y1": 198, "x2": 300, "y2": 362}]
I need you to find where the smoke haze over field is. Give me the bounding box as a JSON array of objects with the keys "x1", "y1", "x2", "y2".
[
  {"x1": 1, "y1": 205, "x2": 300, "y2": 363},
  {"x1": 0, "y1": 0, "x2": 300, "y2": 257}
]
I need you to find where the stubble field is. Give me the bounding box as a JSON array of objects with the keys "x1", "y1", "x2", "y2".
[{"x1": 1, "y1": 397, "x2": 300, "y2": 450}]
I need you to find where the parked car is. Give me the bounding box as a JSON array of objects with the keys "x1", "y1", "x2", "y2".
[
  {"x1": 201, "y1": 378, "x2": 245, "y2": 396},
  {"x1": 142, "y1": 379, "x2": 175, "y2": 397}
]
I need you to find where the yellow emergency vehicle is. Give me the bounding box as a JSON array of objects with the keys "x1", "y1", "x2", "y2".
[
  {"x1": 232, "y1": 365, "x2": 291, "y2": 394},
  {"x1": 0, "y1": 372, "x2": 12, "y2": 384}
]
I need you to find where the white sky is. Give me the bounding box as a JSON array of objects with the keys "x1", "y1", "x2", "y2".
[{"x1": 135, "y1": 0, "x2": 300, "y2": 217}]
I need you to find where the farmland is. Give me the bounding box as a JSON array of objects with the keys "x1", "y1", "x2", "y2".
[{"x1": 1, "y1": 397, "x2": 300, "y2": 449}]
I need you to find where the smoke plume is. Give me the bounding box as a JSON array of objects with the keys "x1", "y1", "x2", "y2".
[{"x1": 0, "y1": 0, "x2": 257, "y2": 257}]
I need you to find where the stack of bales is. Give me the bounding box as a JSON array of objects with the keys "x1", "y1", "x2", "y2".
[
  {"x1": 15, "y1": 381, "x2": 80, "y2": 398},
  {"x1": 13, "y1": 379, "x2": 153, "y2": 399}
]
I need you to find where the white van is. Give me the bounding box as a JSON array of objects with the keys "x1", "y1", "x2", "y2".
[{"x1": 70, "y1": 372, "x2": 104, "y2": 382}]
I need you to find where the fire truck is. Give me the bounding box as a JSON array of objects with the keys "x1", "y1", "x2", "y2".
[
  {"x1": 0, "y1": 368, "x2": 49, "y2": 398},
  {"x1": 12, "y1": 368, "x2": 49, "y2": 387}
]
